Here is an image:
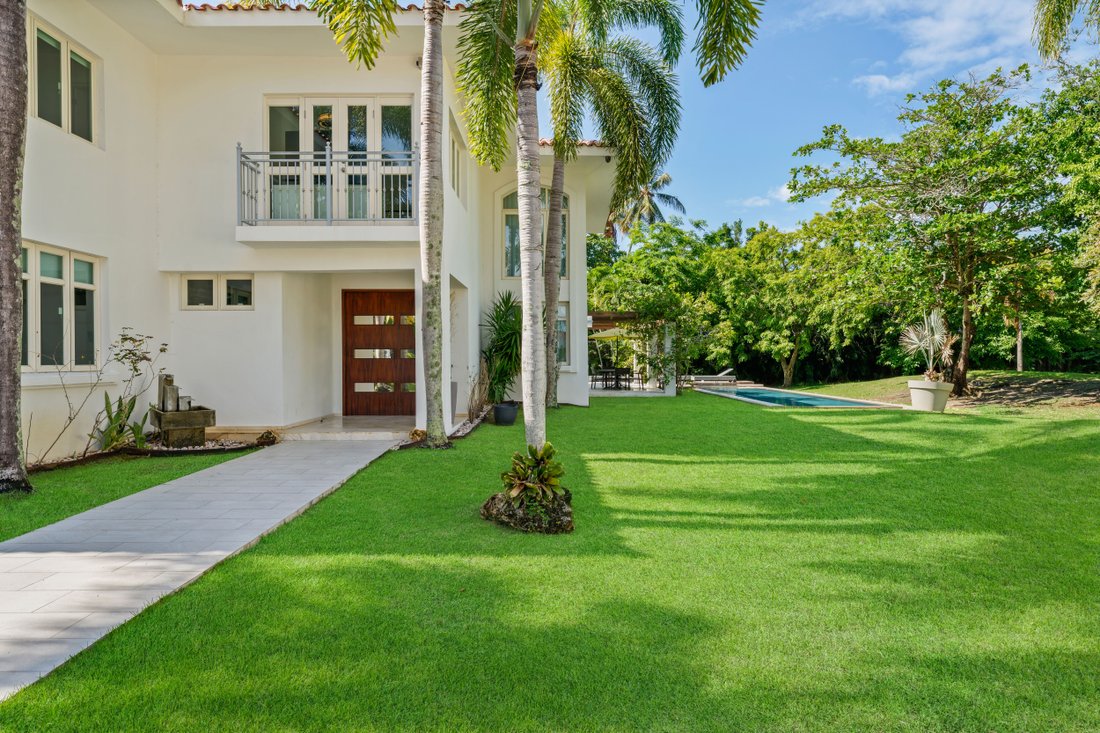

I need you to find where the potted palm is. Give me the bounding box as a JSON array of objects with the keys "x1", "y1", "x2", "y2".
[
  {"x1": 900, "y1": 309, "x2": 957, "y2": 413},
  {"x1": 483, "y1": 292, "x2": 522, "y2": 426}
]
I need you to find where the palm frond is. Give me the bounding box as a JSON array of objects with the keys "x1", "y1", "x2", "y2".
[
  {"x1": 693, "y1": 0, "x2": 761, "y2": 86},
  {"x1": 602, "y1": 36, "x2": 681, "y2": 166},
  {"x1": 1033, "y1": 0, "x2": 1097, "y2": 59},
  {"x1": 607, "y1": 0, "x2": 685, "y2": 65},
  {"x1": 456, "y1": 0, "x2": 518, "y2": 170},
  {"x1": 654, "y1": 190, "x2": 685, "y2": 214},
  {"x1": 542, "y1": 28, "x2": 592, "y2": 161},
  {"x1": 309, "y1": 0, "x2": 400, "y2": 69}
]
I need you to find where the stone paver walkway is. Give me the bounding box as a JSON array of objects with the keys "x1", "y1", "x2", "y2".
[{"x1": 0, "y1": 440, "x2": 396, "y2": 701}]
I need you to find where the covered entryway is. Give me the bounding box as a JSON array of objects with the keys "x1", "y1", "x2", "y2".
[{"x1": 342, "y1": 290, "x2": 416, "y2": 415}]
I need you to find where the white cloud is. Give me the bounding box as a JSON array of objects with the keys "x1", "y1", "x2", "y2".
[
  {"x1": 801, "y1": 0, "x2": 1037, "y2": 97},
  {"x1": 731, "y1": 185, "x2": 793, "y2": 208},
  {"x1": 738, "y1": 196, "x2": 774, "y2": 207}
]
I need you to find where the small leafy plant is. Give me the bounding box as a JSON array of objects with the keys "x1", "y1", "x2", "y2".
[
  {"x1": 94, "y1": 393, "x2": 150, "y2": 451},
  {"x1": 501, "y1": 442, "x2": 565, "y2": 508},
  {"x1": 482, "y1": 291, "x2": 522, "y2": 404},
  {"x1": 900, "y1": 309, "x2": 958, "y2": 381}
]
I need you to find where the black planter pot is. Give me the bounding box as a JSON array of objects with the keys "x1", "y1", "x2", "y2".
[{"x1": 493, "y1": 401, "x2": 519, "y2": 426}]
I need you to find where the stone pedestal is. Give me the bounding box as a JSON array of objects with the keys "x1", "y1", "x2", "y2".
[{"x1": 150, "y1": 407, "x2": 216, "y2": 448}]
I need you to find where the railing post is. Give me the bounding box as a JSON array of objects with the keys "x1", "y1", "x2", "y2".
[
  {"x1": 236, "y1": 142, "x2": 243, "y2": 225},
  {"x1": 326, "y1": 142, "x2": 334, "y2": 225}
]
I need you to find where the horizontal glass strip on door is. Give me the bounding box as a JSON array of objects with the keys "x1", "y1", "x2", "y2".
[
  {"x1": 353, "y1": 382, "x2": 417, "y2": 393},
  {"x1": 352, "y1": 315, "x2": 415, "y2": 326},
  {"x1": 354, "y1": 349, "x2": 393, "y2": 359}
]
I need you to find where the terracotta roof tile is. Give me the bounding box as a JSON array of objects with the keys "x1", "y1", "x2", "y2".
[
  {"x1": 178, "y1": 1, "x2": 467, "y2": 10},
  {"x1": 538, "y1": 138, "x2": 608, "y2": 148}
]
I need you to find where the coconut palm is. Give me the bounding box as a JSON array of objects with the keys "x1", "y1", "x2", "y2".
[
  {"x1": 539, "y1": 0, "x2": 684, "y2": 408},
  {"x1": 607, "y1": 171, "x2": 686, "y2": 242},
  {"x1": 0, "y1": 0, "x2": 31, "y2": 493},
  {"x1": 311, "y1": 0, "x2": 450, "y2": 448},
  {"x1": 457, "y1": 0, "x2": 759, "y2": 448},
  {"x1": 1033, "y1": 0, "x2": 1100, "y2": 59}
]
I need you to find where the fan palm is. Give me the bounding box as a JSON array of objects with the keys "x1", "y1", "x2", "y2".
[
  {"x1": 539, "y1": 0, "x2": 684, "y2": 408},
  {"x1": 608, "y1": 171, "x2": 686, "y2": 241},
  {"x1": 457, "y1": 0, "x2": 760, "y2": 448},
  {"x1": 310, "y1": 0, "x2": 450, "y2": 447},
  {"x1": 1033, "y1": 0, "x2": 1100, "y2": 58},
  {"x1": 0, "y1": 0, "x2": 32, "y2": 493}
]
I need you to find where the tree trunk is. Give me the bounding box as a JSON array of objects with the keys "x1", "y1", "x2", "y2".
[
  {"x1": 780, "y1": 349, "x2": 797, "y2": 389},
  {"x1": 1015, "y1": 311, "x2": 1024, "y2": 373},
  {"x1": 418, "y1": 0, "x2": 448, "y2": 448},
  {"x1": 514, "y1": 38, "x2": 546, "y2": 449},
  {"x1": 544, "y1": 155, "x2": 565, "y2": 408},
  {"x1": 953, "y1": 299, "x2": 974, "y2": 396},
  {"x1": 0, "y1": 0, "x2": 31, "y2": 493}
]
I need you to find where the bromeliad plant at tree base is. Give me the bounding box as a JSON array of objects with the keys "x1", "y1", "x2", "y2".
[{"x1": 481, "y1": 442, "x2": 574, "y2": 534}]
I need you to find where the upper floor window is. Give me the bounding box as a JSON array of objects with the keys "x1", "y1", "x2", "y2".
[
  {"x1": 503, "y1": 189, "x2": 568, "y2": 279},
  {"x1": 19, "y1": 242, "x2": 100, "y2": 371},
  {"x1": 30, "y1": 18, "x2": 97, "y2": 144}
]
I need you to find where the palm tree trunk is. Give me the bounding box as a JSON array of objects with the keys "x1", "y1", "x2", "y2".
[
  {"x1": 514, "y1": 37, "x2": 546, "y2": 448},
  {"x1": 543, "y1": 155, "x2": 565, "y2": 408},
  {"x1": 0, "y1": 0, "x2": 31, "y2": 493},
  {"x1": 419, "y1": 0, "x2": 448, "y2": 447}
]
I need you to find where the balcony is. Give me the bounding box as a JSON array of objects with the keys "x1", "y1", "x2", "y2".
[{"x1": 235, "y1": 144, "x2": 419, "y2": 245}]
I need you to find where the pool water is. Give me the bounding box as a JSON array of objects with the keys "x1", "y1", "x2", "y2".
[{"x1": 700, "y1": 386, "x2": 895, "y2": 408}]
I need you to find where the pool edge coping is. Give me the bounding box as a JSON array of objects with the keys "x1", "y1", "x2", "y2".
[{"x1": 694, "y1": 386, "x2": 905, "y2": 409}]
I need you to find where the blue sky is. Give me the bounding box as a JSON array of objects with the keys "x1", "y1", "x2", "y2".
[{"x1": 654, "y1": 0, "x2": 1053, "y2": 231}]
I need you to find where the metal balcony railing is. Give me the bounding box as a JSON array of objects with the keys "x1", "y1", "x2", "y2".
[{"x1": 237, "y1": 143, "x2": 418, "y2": 225}]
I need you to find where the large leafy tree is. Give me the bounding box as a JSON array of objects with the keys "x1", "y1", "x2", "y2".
[
  {"x1": 539, "y1": 0, "x2": 683, "y2": 408},
  {"x1": 311, "y1": 0, "x2": 449, "y2": 447},
  {"x1": 457, "y1": 0, "x2": 761, "y2": 448},
  {"x1": 0, "y1": 0, "x2": 31, "y2": 493},
  {"x1": 1033, "y1": 0, "x2": 1100, "y2": 58},
  {"x1": 791, "y1": 67, "x2": 1068, "y2": 395}
]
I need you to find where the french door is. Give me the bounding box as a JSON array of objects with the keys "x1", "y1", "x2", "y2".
[{"x1": 265, "y1": 97, "x2": 414, "y2": 222}]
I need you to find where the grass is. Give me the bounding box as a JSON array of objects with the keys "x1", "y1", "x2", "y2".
[
  {"x1": 2, "y1": 394, "x2": 1099, "y2": 731},
  {"x1": 0, "y1": 453, "x2": 247, "y2": 543}
]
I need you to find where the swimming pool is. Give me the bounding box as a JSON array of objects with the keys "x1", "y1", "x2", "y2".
[{"x1": 698, "y1": 386, "x2": 899, "y2": 409}]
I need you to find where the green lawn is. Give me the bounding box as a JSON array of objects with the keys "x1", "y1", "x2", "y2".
[
  {"x1": 0, "y1": 453, "x2": 248, "y2": 543},
  {"x1": 2, "y1": 394, "x2": 1098, "y2": 731}
]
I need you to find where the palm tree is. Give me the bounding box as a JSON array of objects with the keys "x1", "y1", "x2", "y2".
[
  {"x1": 311, "y1": 0, "x2": 450, "y2": 448},
  {"x1": 458, "y1": 0, "x2": 759, "y2": 448},
  {"x1": 607, "y1": 171, "x2": 686, "y2": 243},
  {"x1": 539, "y1": 0, "x2": 684, "y2": 407},
  {"x1": 0, "y1": 0, "x2": 32, "y2": 493},
  {"x1": 1033, "y1": 0, "x2": 1100, "y2": 58}
]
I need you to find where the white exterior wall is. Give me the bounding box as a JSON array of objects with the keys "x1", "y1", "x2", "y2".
[{"x1": 19, "y1": 1, "x2": 614, "y2": 461}]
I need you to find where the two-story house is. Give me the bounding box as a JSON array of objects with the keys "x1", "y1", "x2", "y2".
[{"x1": 19, "y1": 0, "x2": 614, "y2": 460}]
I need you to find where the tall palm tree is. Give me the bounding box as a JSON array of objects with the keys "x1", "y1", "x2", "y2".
[
  {"x1": 607, "y1": 171, "x2": 686, "y2": 242},
  {"x1": 458, "y1": 0, "x2": 760, "y2": 449},
  {"x1": 0, "y1": 0, "x2": 31, "y2": 493},
  {"x1": 539, "y1": 0, "x2": 684, "y2": 407},
  {"x1": 1033, "y1": 0, "x2": 1100, "y2": 58},
  {"x1": 311, "y1": 0, "x2": 450, "y2": 448}
]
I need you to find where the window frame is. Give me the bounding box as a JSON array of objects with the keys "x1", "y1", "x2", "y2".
[
  {"x1": 181, "y1": 274, "x2": 255, "y2": 312},
  {"x1": 556, "y1": 302, "x2": 570, "y2": 367},
  {"x1": 28, "y1": 15, "x2": 100, "y2": 146},
  {"x1": 19, "y1": 241, "x2": 101, "y2": 374},
  {"x1": 501, "y1": 188, "x2": 569, "y2": 281}
]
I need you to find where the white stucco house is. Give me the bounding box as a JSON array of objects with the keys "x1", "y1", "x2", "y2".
[{"x1": 18, "y1": 0, "x2": 614, "y2": 461}]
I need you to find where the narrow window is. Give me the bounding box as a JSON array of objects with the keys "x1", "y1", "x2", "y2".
[
  {"x1": 19, "y1": 248, "x2": 29, "y2": 367},
  {"x1": 556, "y1": 304, "x2": 569, "y2": 365},
  {"x1": 36, "y1": 30, "x2": 63, "y2": 127},
  {"x1": 69, "y1": 51, "x2": 93, "y2": 142},
  {"x1": 225, "y1": 278, "x2": 253, "y2": 308},
  {"x1": 39, "y1": 282, "x2": 65, "y2": 366},
  {"x1": 504, "y1": 213, "x2": 521, "y2": 277},
  {"x1": 73, "y1": 258, "x2": 95, "y2": 365},
  {"x1": 185, "y1": 278, "x2": 215, "y2": 308}
]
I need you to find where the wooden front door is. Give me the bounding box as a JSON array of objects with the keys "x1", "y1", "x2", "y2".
[{"x1": 342, "y1": 290, "x2": 416, "y2": 415}]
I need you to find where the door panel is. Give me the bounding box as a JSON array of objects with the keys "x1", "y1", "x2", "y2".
[{"x1": 342, "y1": 290, "x2": 416, "y2": 416}]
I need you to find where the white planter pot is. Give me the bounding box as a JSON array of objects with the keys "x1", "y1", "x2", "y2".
[{"x1": 908, "y1": 380, "x2": 953, "y2": 413}]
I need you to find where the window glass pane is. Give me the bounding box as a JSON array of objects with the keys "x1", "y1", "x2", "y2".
[
  {"x1": 348, "y1": 105, "x2": 367, "y2": 153},
  {"x1": 70, "y1": 51, "x2": 93, "y2": 142},
  {"x1": 381, "y1": 105, "x2": 412, "y2": 154},
  {"x1": 20, "y1": 247, "x2": 28, "y2": 273},
  {"x1": 353, "y1": 382, "x2": 395, "y2": 393},
  {"x1": 353, "y1": 315, "x2": 395, "y2": 326},
  {"x1": 40, "y1": 282, "x2": 64, "y2": 366},
  {"x1": 504, "y1": 213, "x2": 520, "y2": 277},
  {"x1": 186, "y1": 279, "x2": 214, "y2": 307},
  {"x1": 401, "y1": 383, "x2": 416, "y2": 393},
  {"x1": 36, "y1": 30, "x2": 62, "y2": 127},
  {"x1": 562, "y1": 194, "x2": 569, "y2": 210},
  {"x1": 556, "y1": 304, "x2": 568, "y2": 365},
  {"x1": 269, "y1": 173, "x2": 301, "y2": 220},
  {"x1": 354, "y1": 349, "x2": 394, "y2": 359},
  {"x1": 400, "y1": 315, "x2": 415, "y2": 326},
  {"x1": 74, "y1": 258, "x2": 94, "y2": 284},
  {"x1": 226, "y1": 279, "x2": 252, "y2": 307},
  {"x1": 40, "y1": 251, "x2": 64, "y2": 279},
  {"x1": 313, "y1": 105, "x2": 333, "y2": 153},
  {"x1": 21, "y1": 280, "x2": 28, "y2": 367},
  {"x1": 502, "y1": 192, "x2": 518, "y2": 209},
  {"x1": 400, "y1": 349, "x2": 415, "y2": 359},
  {"x1": 268, "y1": 105, "x2": 300, "y2": 153},
  {"x1": 74, "y1": 288, "x2": 95, "y2": 366},
  {"x1": 560, "y1": 214, "x2": 568, "y2": 277}
]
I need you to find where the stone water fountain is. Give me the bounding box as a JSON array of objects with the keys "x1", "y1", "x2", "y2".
[{"x1": 149, "y1": 374, "x2": 216, "y2": 448}]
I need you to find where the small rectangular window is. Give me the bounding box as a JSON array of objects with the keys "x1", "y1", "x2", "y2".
[
  {"x1": 69, "y1": 51, "x2": 93, "y2": 142},
  {"x1": 73, "y1": 288, "x2": 95, "y2": 366},
  {"x1": 36, "y1": 30, "x2": 63, "y2": 128},
  {"x1": 354, "y1": 349, "x2": 394, "y2": 359},
  {"x1": 400, "y1": 315, "x2": 415, "y2": 326},
  {"x1": 185, "y1": 278, "x2": 215, "y2": 308},
  {"x1": 400, "y1": 349, "x2": 415, "y2": 359},
  {"x1": 225, "y1": 278, "x2": 253, "y2": 307},
  {"x1": 73, "y1": 258, "x2": 94, "y2": 284},
  {"x1": 401, "y1": 383, "x2": 416, "y2": 393},
  {"x1": 40, "y1": 282, "x2": 65, "y2": 366},
  {"x1": 40, "y1": 251, "x2": 64, "y2": 280}
]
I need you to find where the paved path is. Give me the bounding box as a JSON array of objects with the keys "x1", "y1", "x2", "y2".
[{"x1": 0, "y1": 440, "x2": 396, "y2": 701}]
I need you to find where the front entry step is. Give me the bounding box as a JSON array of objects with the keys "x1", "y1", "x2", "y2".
[{"x1": 280, "y1": 415, "x2": 415, "y2": 442}]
